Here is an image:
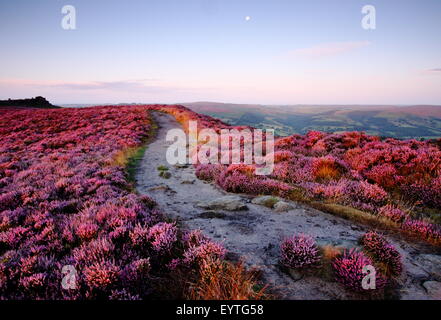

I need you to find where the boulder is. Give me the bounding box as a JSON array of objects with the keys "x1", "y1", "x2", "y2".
[
  {"x1": 251, "y1": 196, "x2": 280, "y2": 208},
  {"x1": 273, "y1": 201, "x2": 294, "y2": 212},
  {"x1": 415, "y1": 254, "x2": 441, "y2": 281},
  {"x1": 422, "y1": 281, "x2": 441, "y2": 299},
  {"x1": 288, "y1": 268, "x2": 304, "y2": 281},
  {"x1": 196, "y1": 196, "x2": 247, "y2": 211},
  {"x1": 181, "y1": 174, "x2": 196, "y2": 184}
]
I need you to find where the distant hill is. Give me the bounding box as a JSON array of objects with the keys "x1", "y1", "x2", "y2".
[
  {"x1": 0, "y1": 96, "x2": 60, "y2": 109},
  {"x1": 183, "y1": 102, "x2": 441, "y2": 140}
]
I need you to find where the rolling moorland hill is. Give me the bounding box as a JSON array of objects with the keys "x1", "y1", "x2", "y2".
[
  {"x1": 184, "y1": 102, "x2": 441, "y2": 140},
  {"x1": 0, "y1": 104, "x2": 440, "y2": 300}
]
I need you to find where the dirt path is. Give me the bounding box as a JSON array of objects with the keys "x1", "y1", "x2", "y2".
[{"x1": 135, "y1": 112, "x2": 441, "y2": 300}]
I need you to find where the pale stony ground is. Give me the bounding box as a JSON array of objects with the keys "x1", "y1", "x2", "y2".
[{"x1": 135, "y1": 112, "x2": 441, "y2": 300}]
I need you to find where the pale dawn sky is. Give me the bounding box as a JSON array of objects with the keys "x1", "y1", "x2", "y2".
[{"x1": 0, "y1": 0, "x2": 440, "y2": 104}]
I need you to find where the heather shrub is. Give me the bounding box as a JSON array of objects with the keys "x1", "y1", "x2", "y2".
[
  {"x1": 0, "y1": 105, "x2": 229, "y2": 299},
  {"x1": 280, "y1": 235, "x2": 321, "y2": 270},
  {"x1": 402, "y1": 219, "x2": 441, "y2": 244},
  {"x1": 360, "y1": 231, "x2": 403, "y2": 277},
  {"x1": 170, "y1": 230, "x2": 227, "y2": 270},
  {"x1": 147, "y1": 222, "x2": 178, "y2": 253},
  {"x1": 195, "y1": 163, "x2": 225, "y2": 182},
  {"x1": 333, "y1": 249, "x2": 387, "y2": 293},
  {"x1": 84, "y1": 260, "x2": 120, "y2": 291},
  {"x1": 377, "y1": 204, "x2": 407, "y2": 223},
  {"x1": 183, "y1": 241, "x2": 227, "y2": 267}
]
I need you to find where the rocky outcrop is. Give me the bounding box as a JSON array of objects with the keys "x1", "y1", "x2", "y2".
[{"x1": 0, "y1": 96, "x2": 60, "y2": 109}]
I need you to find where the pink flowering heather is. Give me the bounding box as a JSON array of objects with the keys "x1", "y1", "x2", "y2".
[
  {"x1": 147, "y1": 222, "x2": 178, "y2": 253},
  {"x1": 182, "y1": 229, "x2": 209, "y2": 248},
  {"x1": 195, "y1": 163, "x2": 225, "y2": 182},
  {"x1": 76, "y1": 222, "x2": 99, "y2": 241},
  {"x1": 280, "y1": 235, "x2": 321, "y2": 270},
  {"x1": 166, "y1": 230, "x2": 227, "y2": 270},
  {"x1": 333, "y1": 249, "x2": 387, "y2": 293},
  {"x1": 84, "y1": 260, "x2": 120, "y2": 290},
  {"x1": 0, "y1": 105, "x2": 227, "y2": 299},
  {"x1": 158, "y1": 105, "x2": 440, "y2": 245},
  {"x1": 377, "y1": 204, "x2": 407, "y2": 223},
  {"x1": 183, "y1": 241, "x2": 227, "y2": 267},
  {"x1": 402, "y1": 219, "x2": 441, "y2": 244},
  {"x1": 360, "y1": 231, "x2": 403, "y2": 277}
]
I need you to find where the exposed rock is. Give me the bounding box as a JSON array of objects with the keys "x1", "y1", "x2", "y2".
[
  {"x1": 148, "y1": 185, "x2": 173, "y2": 192},
  {"x1": 406, "y1": 261, "x2": 430, "y2": 280},
  {"x1": 196, "y1": 195, "x2": 248, "y2": 211},
  {"x1": 273, "y1": 201, "x2": 294, "y2": 212},
  {"x1": 0, "y1": 96, "x2": 59, "y2": 108},
  {"x1": 288, "y1": 268, "x2": 304, "y2": 281},
  {"x1": 251, "y1": 196, "x2": 280, "y2": 208},
  {"x1": 415, "y1": 254, "x2": 441, "y2": 281},
  {"x1": 181, "y1": 174, "x2": 196, "y2": 184},
  {"x1": 174, "y1": 163, "x2": 189, "y2": 168},
  {"x1": 198, "y1": 211, "x2": 227, "y2": 219},
  {"x1": 422, "y1": 281, "x2": 441, "y2": 299},
  {"x1": 228, "y1": 222, "x2": 254, "y2": 234}
]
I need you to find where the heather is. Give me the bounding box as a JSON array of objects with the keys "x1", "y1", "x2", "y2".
[
  {"x1": 0, "y1": 106, "x2": 227, "y2": 299},
  {"x1": 332, "y1": 249, "x2": 388, "y2": 293},
  {"x1": 279, "y1": 234, "x2": 321, "y2": 270},
  {"x1": 360, "y1": 231, "x2": 403, "y2": 278},
  {"x1": 156, "y1": 106, "x2": 441, "y2": 246}
]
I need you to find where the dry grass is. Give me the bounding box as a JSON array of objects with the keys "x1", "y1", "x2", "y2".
[
  {"x1": 287, "y1": 187, "x2": 310, "y2": 203},
  {"x1": 110, "y1": 114, "x2": 157, "y2": 184},
  {"x1": 310, "y1": 202, "x2": 399, "y2": 230},
  {"x1": 112, "y1": 146, "x2": 143, "y2": 167},
  {"x1": 316, "y1": 245, "x2": 343, "y2": 281},
  {"x1": 186, "y1": 258, "x2": 268, "y2": 300},
  {"x1": 314, "y1": 164, "x2": 341, "y2": 182}
]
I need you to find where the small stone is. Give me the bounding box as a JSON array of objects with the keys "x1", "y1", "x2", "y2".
[
  {"x1": 196, "y1": 196, "x2": 247, "y2": 211},
  {"x1": 148, "y1": 185, "x2": 172, "y2": 192},
  {"x1": 251, "y1": 196, "x2": 280, "y2": 208},
  {"x1": 273, "y1": 201, "x2": 294, "y2": 212},
  {"x1": 198, "y1": 211, "x2": 227, "y2": 219},
  {"x1": 422, "y1": 281, "x2": 441, "y2": 299},
  {"x1": 181, "y1": 174, "x2": 196, "y2": 184},
  {"x1": 288, "y1": 268, "x2": 304, "y2": 281}
]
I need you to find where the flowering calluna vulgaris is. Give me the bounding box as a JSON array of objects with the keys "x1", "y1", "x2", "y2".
[
  {"x1": 0, "y1": 106, "x2": 225, "y2": 299},
  {"x1": 154, "y1": 106, "x2": 441, "y2": 246}
]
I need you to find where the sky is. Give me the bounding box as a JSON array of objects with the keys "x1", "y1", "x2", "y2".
[{"x1": 0, "y1": 0, "x2": 440, "y2": 105}]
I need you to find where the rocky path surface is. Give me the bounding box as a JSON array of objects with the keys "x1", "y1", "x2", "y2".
[{"x1": 136, "y1": 112, "x2": 441, "y2": 300}]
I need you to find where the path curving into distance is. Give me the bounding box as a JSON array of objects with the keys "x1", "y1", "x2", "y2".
[{"x1": 135, "y1": 111, "x2": 440, "y2": 300}]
